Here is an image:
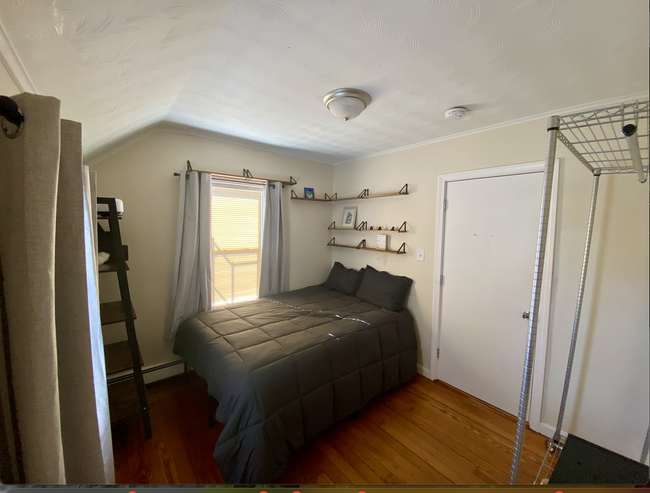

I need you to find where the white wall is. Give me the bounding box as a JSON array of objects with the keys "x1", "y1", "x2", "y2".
[
  {"x1": 331, "y1": 117, "x2": 649, "y2": 461},
  {"x1": 91, "y1": 129, "x2": 333, "y2": 375},
  {"x1": 0, "y1": 63, "x2": 19, "y2": 96}
]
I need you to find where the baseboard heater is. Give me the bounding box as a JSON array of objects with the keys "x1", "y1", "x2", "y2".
[{"x1": 107, "y1": 359, "x2": 184, "y2": 384}]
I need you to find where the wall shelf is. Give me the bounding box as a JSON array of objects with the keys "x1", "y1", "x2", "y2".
[
  {"x1": 291, "y1": 184, "x2": 408, "y2": 202},
  {"x1": 328, "y1": 221, "x2": 407, "y2": 233},
  {"x1": 99, "y1": 262, "x2": 129, "y2": 273},
  {"x1": 327, "y1": 238, "x2": 406, "y2": 255},
  {"x1": 291, "y1": 196, "x2": 333, "y2": 202}
]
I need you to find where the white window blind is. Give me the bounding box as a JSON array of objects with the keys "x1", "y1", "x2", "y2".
[{"x1": 210, "y1": 178, "x2": 265, "y2": 307}]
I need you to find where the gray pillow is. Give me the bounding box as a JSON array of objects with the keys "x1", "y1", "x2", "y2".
[
  {"x1": 323, "y1": 262, "x2": 364, "y2": 295},
  {"x1": 356, "y1": 265, "x2": 413, "y2": 311}
]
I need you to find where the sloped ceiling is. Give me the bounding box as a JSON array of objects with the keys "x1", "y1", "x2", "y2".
[{"x1": 0, "y1": 0, "x2": 648, "y2": 164}]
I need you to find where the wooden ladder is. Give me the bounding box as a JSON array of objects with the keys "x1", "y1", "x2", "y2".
[{"x1": 97, "y1": 197, "x2": 152, "y2": 439}]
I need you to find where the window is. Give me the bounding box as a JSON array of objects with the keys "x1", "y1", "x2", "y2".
[{"x1": 210, "y1": 178, "x2": 265, "y2": 307}]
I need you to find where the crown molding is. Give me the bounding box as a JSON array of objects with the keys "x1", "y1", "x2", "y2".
[
  {"x1": 0, "y1": 19, "x2": 37, "y2": 93},
  {"x1": 332, "y1": 91, "x2": 650, "y2": 165}
]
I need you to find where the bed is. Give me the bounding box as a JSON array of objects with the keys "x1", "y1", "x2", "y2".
[{"x1": 172, "y1": 265, "x2": 417, "y2": 484}]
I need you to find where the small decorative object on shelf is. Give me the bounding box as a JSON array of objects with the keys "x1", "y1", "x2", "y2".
[
  {"x1": 304, "y1": 187, "x2": 314, "y2": 199},
  {"x1": 341, "y1": 206, "x2": 358, "y2": 229},
  {"x1": 369, "y1": 226, "x2": 373, "y2": 230},
  {"x1": 376, "y1": 234, "x2": 389, "y2": 251}
]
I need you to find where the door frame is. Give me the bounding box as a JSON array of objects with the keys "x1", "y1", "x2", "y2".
[{"x1": 430, "y1": 160, "x2": 560, "y2": 433}]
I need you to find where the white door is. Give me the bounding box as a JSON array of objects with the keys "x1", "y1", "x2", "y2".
[{"x1": 438, "y1": 172, "x2": 543, "y2": 416}]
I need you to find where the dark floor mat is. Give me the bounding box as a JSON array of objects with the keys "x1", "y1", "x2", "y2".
[{"x1": 550, "y1": 434, "x2": 649, "y2": 485}]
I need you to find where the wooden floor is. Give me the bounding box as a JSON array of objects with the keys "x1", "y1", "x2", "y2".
[{"x1": 112, "y1": 373, "x2": 547, "y2": 485}]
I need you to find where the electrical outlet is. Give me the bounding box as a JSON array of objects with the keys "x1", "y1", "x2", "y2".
[{"x1": 416, "y1": 249, "x2": 425, "y2": 261}]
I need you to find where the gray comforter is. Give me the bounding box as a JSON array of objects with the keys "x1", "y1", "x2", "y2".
[{"x1": 173, "y1": 284, "x2": 417, "y2": 484}]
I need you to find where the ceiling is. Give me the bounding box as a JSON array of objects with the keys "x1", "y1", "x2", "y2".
[{"x1": 0, "y1": 0, "x2": 648, "y2": 164}]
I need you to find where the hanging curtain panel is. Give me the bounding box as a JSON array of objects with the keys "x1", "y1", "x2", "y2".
[
  {"x1": 259, "y1": 181, "x2": 289, "y2": 297},
  {"x1": 166, "y1": 170, "x2": 212, "y2": 339},
  {"x1": 0, "y1": 93, "x2": 113, "y2": 484},
  {"x1": 82, "y1": 166, "x2": 114, "y2": 483}
]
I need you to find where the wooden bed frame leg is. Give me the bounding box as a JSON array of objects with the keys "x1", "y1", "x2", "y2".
[{"x1": 208, "y1": 396, "x2": 218, "y2": 428}]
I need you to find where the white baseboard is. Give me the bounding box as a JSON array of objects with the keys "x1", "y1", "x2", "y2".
[
  {"x1": 417, "y1": 364, "x2": 432, "y2": 380},
  {"x1": 108, "y1": 360, "x2": 185, "y2": 385},
  {"x1": 143, "y1": 362, "x2": 185, "y2": 384},
  {"x1": 538, "y1": 422, "x2": 567, "y2": 440}
]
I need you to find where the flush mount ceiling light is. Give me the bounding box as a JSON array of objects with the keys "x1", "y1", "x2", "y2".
[{"x1": 323, "y1": 88, "x2": 372, "y2": 121}]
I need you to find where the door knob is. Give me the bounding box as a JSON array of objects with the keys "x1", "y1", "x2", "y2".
[{"x1": 522, "y1": 311, "x2": 530, "y2": 320}]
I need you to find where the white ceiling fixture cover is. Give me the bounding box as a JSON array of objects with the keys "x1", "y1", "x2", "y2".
[
  {"x1": 0, "y1": 0, "x2": 647, "y2": 165},
  {"x1": 323, "y1": 88, "x2": 372, "y2": 121}
]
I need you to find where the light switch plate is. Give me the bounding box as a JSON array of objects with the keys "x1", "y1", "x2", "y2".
[{"x1": 416, "y1": 249, "x2": 425, "y2": 261}]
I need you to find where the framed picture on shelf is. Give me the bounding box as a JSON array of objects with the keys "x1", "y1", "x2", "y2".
[
  {"x1": 341, "y1": 206, "x2": 358, "y2": 229},
  {"x1": 304, "y1": 187, "x2": 315, "y2": 199}
]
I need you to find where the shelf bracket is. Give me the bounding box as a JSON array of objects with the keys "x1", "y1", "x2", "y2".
[
  {"x1": 327, "y1": 237, "x2": 336, "y2": 246},
  {"x1": 399, "y1": 184, "x2": 408, "y2": 195},
  {"x1": 243, "y1": 168, "x2": 253, "y2": 179},
  {"x1": 398, "y1": 221, "x2": 407, "y2": 233},
  {"x1": 356, "y1": 239, "x2": 367, "y2": 249},
  {"x1": 291, "y1": 189, "x2": 298, "y2": 199},
  {"x1": 356, "y1": 221, "x2": 367, "y2": 231},
  {"x1": 289, "y1": 176, "x2": 297, "y2": 185},
  {"x1": 358, "y1": 188, "x2": 369, "y2": 198},
  {"x1": 328, "y1": 221, "x2": 336, "y2": 230},
  {"x1": 397, "y1": 242, "x2": 406, "y2": 254},
  {"x1": 325, "y1": 192, "x2": 337, "y2": 201}
]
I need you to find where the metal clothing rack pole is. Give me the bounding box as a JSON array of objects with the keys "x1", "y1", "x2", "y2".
[
  {"x1": 509, "y1": 116, "x2": 559, "y2": 484},
  {"x1": 552, "y1": 170, "x2": 600, "y2": 444}
]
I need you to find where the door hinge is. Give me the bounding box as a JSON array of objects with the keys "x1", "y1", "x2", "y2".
[
  {"x1": 443, "y1": 199, "x2": 448, "y2": 211},
  {"x1": 437, "y1": 348, "x2": 440, "y2": 358},
  {"x1": 440, "y1": 275, "x2": 444, "y2": 285}
]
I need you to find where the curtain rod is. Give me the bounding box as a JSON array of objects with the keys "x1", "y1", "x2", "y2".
[
  {"x1": 1, "y1": 96, "x2": 24, "y2": 139},
  {"x1": 173, "y1": 161, "x2": 297, "y2": 187},
  {"x1": 0, "y1": 96, "x2": 23, "y2": 127}
]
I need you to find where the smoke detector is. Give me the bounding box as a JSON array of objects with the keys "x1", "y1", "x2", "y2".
[{"x1": 445, "y1": 107, "x2": 469, "y2": 121}]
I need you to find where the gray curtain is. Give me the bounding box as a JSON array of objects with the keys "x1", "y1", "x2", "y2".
[
  {"x1": 166, "y1": 170, "x2": 212, "y2": 339},
  {"x1": 0, "y1": 93, "x2": 114, "y2": 484},
  {"x1": 259, "y1": 182, "x2": 289, "y2": 297}
]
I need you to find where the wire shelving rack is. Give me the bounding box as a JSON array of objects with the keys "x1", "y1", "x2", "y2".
[{"x1": 509, "y1": 99, "x2": 649, "y2": 485}]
